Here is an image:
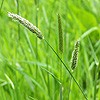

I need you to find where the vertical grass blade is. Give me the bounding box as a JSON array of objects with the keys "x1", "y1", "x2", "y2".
[
  {"x1": 16, "y1": 0, "x2": 20, "y2": 40},
  {"x1": 88, "y1": 37, "x2": 99, "y2": 100}
]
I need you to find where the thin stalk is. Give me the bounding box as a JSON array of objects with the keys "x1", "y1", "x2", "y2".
[
  {"x1": 35, "y1": 8, "x2": 38, "y2": 80},
  {"x1": 60, "y1": 83, "x2": 63, "y2": 100},
  {"x1": 68, "y1": 76, "x2": 72, "y2": 100},
  {"x1": 59, "y1": 54, "x2": 63, "y2": 100},
  {"x1": 42, "y1": 5, "x2": 52, "y2": 97},
  {"x1": 20, "y1": 42, "x2": 33, "y2": 74},
  {"x1": 15, "y1": 0, "x2": 20, "y2": 60},
  {"x1": 15, "y1": 0, "x2": 20, "y2": 67},
  {"x1": 44, "y1": 39, "x2": 88, "y2": 100},
  {"x1": 68, "y1": 70, "x2": 73, "y2": 100},
  {"x1": 94, "y1": 65, "x2": 98, "y2": 100},
  {"x1": 16, "y1": 0, "x2": 20, "y2": 40},
  {"x1": 88, "y1": 37, "x2": 99, "y2": 100},
  {"x1": 35, "y1": 0, "x2": 39, "y2": 77},
  {"x1": 35, "y1": 0, "x2": 39, "y2": 98},
  {"x1": 46, "y1": 50, "x2": 50, "y2": 97},
  {"x1": 15, "y1": 0, "x2": 20, "y2": 99},
  {"x1": 46, "y1": 24, "x2": 51, "y2": 96}
]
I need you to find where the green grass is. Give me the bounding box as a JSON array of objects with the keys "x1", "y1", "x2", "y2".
[{"x1": 0, "y1": 0, "x2": 100, "y2": 100}]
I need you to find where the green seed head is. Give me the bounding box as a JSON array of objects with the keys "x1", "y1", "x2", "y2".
[
  {"x1": 71, "y1": 40, "x2": 80, "y2": 70},
  {"x1": 58, "y1": 14, "x2": 63, "y2": 53}
]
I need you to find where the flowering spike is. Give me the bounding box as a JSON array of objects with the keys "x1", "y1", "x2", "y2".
[{"x1": 8, "y1": 12, "x2": 44, "y2": 39}]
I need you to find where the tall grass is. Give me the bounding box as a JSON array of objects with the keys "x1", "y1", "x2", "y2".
[{"x1": 0, "y1": 0, "x2": 100, "y2": 100}]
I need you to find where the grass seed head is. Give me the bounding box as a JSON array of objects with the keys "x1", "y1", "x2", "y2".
[
  {"x1": 8, "y1": 12, "x2": 44, "y2": 39},
  {"x1": 58, "y1": 14, "x2": 63, "y2": 53},
  {"x1": 71, "y1": 40, "x2": 80, "y2": 70}
]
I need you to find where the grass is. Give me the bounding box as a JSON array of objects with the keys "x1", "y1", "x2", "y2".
[{"x1": 0, "y1": 0, "x2": 100, "y2": 100}]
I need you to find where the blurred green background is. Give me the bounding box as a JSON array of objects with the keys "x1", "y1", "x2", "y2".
[{"x1": 0, "y1": 0, "x2": 100, "y2": 100}]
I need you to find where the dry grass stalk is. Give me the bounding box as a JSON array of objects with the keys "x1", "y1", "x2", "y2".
[
  {"x1": 71, "y1": 40, "x2": 80, "y2": 70},
  {"x1": 8, "y1": 12, "x2": 43, "y2": 39}
]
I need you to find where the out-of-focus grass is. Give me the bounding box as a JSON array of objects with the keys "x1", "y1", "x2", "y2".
[{"x1": 0, "y1": 0, "x2": 100, "y2": 100}]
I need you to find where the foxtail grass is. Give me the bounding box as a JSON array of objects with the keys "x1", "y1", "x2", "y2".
[
  {"x1": 58, "y1": 14, "x2": 63, "y2": 100},
  {"x1": 68, "y1": 40, "x2": 80, "y2": 100},
  {"x1": 8, "y1": 13, "x2": 88, "y2": 100},
  {"x1": 8, "y1": 12, "x2": 43, "y2": 39},
  {"x1": 58, "y1": 14, "x2": 63, "y2": 54},
  {"x1": 71, "y1": 40, "x2": 80, "y2": 70}
]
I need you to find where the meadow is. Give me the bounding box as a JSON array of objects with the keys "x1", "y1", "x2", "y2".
[{"x1": 0, "y1": 0, "x2": 100, "y2": 100}]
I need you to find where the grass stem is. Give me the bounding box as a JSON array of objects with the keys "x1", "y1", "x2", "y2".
[{"x1": 44, "y1": 39, "x2": 88, "y2": 100}]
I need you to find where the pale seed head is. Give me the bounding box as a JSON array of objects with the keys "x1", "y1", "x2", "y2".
[
  {"x1": 8, "y1": 12, "x2": 44, "y2": 39},
  {"x1": 71, "y1": 40, "x2": 80, "y2": 70}
]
